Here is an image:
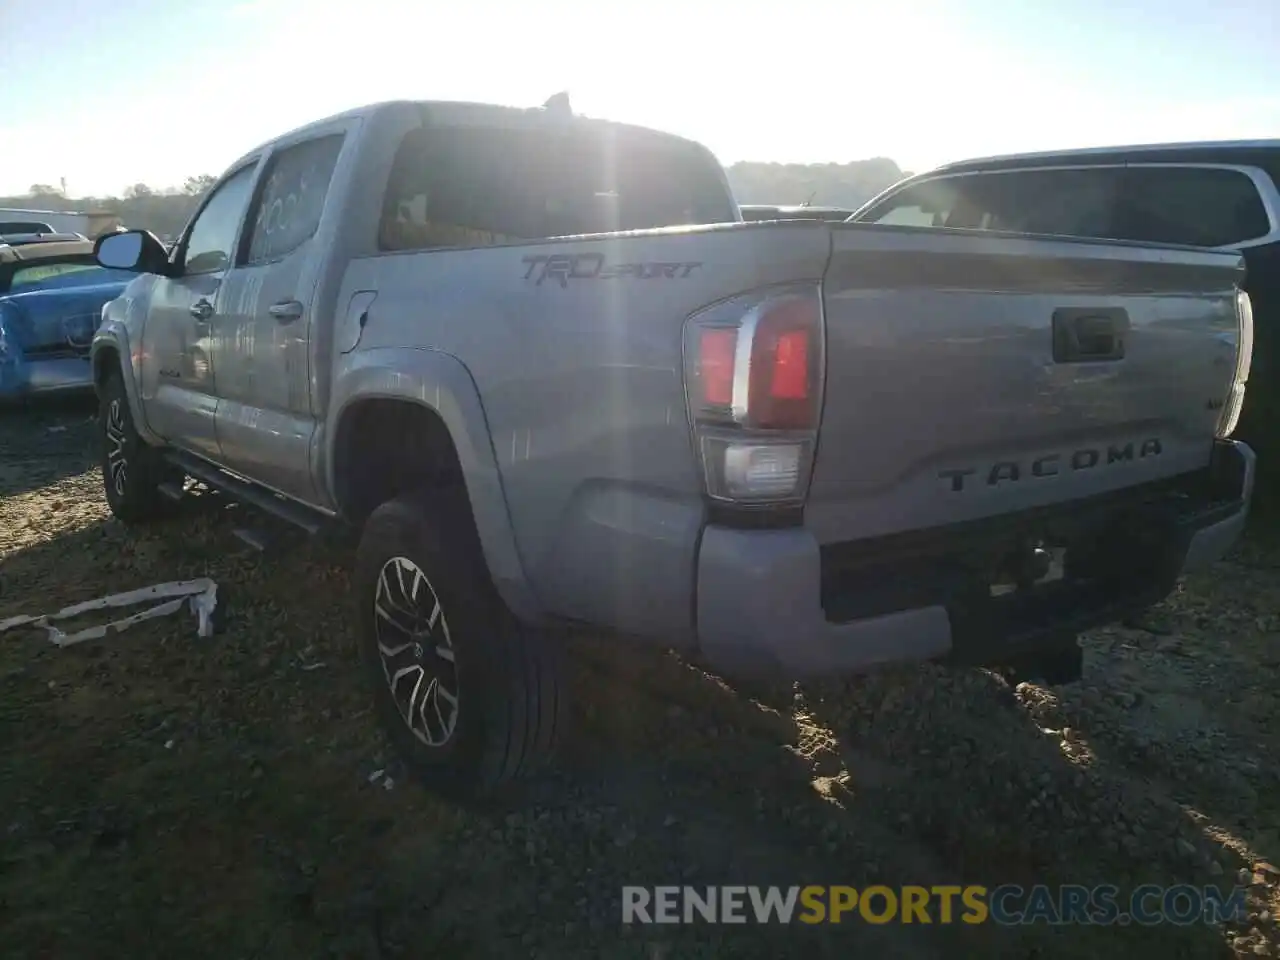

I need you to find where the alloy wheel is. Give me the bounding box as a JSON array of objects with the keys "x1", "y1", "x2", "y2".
[{"x1": 373, "y1": 556, "x2": 460, "y2": 747}]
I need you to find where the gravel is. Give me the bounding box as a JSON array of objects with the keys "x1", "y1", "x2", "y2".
[{"x1": 0, "y1": 399, "x2": 1276, "y2": 959}]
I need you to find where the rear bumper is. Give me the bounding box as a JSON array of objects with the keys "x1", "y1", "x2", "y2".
[
  {"x1": 1180, "y1": 443, "x2": 1254, "y2": 571},
  {"x1": 694, "y1": 440, "x2": 1254, "y2": 678},
  {"x1": 0, "y1": 355, "x2": 94, "y2": 401}
]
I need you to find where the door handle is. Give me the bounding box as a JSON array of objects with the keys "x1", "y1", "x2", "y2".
[
  {"x1": 189, "y1": 299, "x2": 214, "y2": 321},
  {"x1": 268, "y1": 300, "x2": 304, "y2": 323},
  {"x1": 1052, "y1": 308, "x2": 1129, "y2": 363}
]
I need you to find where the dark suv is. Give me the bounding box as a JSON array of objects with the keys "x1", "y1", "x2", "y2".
[{"x1": 852, "y1": 140, "x2": 1280, "y2": 473}]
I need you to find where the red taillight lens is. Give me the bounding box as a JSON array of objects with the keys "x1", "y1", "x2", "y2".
[
  {"x1": 747, "y1": 295, "x2": 820, "y2": 428},
  {"x1": 698, "y1": 327, "x2": 738, "y2": 406},
  {"x1": 684, "y1": 283, "x2": 824, "y2": 505},
  {"x1": 767, "y1": 329, "x2": 809, "y2": 399}
]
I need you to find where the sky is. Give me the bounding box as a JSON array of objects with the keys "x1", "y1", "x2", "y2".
[{"x1": 1, "y1": 0, "x2": 1277, "y2": 197}]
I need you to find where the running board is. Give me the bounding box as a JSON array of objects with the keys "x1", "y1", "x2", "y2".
[{"x1": 162, "y1": 451, "x2": 326, "y2": 537}]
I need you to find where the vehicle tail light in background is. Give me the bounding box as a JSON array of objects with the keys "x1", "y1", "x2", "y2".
[
  {"x1": 683, "y1": 283, "x2": 825, "y2": 505},
  {"x1": 1216, "y1": 288, "x2": 1253, "y2": 439}
]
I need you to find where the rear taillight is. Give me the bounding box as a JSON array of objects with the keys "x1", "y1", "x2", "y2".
[
  {"x1": 698, "y1": 328, "x2": 737, "y2": 406},
  {"x1": 684, "y1": 283, "x2": 824, "y2": 505},
  {"x1": 1217, "y1": 288, "x2": 1253, "y2": 439}
]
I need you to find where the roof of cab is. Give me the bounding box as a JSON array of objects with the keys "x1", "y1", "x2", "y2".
[
  {"x1": 934, "y1": 138, "x2": 1280, "y2": 175},
  {"x1": 227, "y1": 99, "x2": 713, "y2": 173}
]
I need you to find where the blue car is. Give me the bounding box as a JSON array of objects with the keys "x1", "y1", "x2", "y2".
[{"x1": 0, "y1": 238, "x2": 137, "y2": 402}]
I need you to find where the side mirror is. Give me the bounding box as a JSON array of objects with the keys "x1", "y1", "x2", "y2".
[{"x1": 94, "y1": 229, "x2": 170, "y2": 275}]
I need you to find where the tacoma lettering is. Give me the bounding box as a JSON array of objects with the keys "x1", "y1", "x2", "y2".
[
  {"x1": 939, "y1": 439, "x2": 1163, "y2": 492},
  {"x1": 522, "y1": 253, "x2": 702, "y2": 287},
  {"x1": 1032, "y1": 454, "x2": 1059, "y2": 477}
]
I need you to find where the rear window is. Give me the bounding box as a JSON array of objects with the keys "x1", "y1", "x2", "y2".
[
  {"x1": 861, "y1": 168, "x2": 1123, "y2": 239},
  {"x1": 379, "y1": 124, "x2": 736, "y2": 251},
  {"x1": 1119, "y1": 166, "x2": 1271, "y2": 247}
]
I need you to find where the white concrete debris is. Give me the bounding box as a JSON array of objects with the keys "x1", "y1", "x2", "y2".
[{"x1": 0, "y1": 579, "x2": 219, "y2": 646}]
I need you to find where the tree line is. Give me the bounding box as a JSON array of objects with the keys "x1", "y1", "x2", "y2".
[
  {"x1": 1, "y1": 158, "x2": 908, "y2": 239},
  {"x1": 0, "y1": 176, "x2": 218, "y2": 241},
  {"x1": 725, "y1": 157, "x2": 908, "y2": 211}
]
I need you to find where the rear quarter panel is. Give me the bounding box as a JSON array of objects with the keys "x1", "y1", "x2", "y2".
[{"x1": 332, "y1": 222, "x2": 832, "y2": 640}]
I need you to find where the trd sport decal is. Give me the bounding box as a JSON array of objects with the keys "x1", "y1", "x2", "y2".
[{"x1": 522, "y1": 253, "x2": 702, "y2": 287}]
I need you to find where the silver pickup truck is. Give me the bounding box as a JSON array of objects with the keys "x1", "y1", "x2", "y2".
[{"x1": 90, "y1": 98, "x2": 1255, "y2": 797}]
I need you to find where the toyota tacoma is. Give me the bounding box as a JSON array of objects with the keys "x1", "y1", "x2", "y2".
[{"x1": 89, "y1": 98, "x2": 1255, "y2": 796}]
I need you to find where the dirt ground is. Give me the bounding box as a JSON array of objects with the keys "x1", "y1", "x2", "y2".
[{"x1": 1, "y1": 398, "x2": 1277, "y2": 959}]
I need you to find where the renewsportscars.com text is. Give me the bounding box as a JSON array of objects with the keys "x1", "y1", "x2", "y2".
[{"x1": 621, "y1": 884, "x2": 1247, "y2": 926}]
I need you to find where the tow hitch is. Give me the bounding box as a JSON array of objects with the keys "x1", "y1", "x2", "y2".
[{"x1": 986, "y1": 539, "x2": 1084, "y2": 685}]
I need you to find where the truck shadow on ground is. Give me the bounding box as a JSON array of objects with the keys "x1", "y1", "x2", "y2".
[
  {"x1": 561, "y1": 632, "x2": 1248, "y2": 959},
  {"x1": 0, "y1": 481, "x2": 1266, "y2": 958}
]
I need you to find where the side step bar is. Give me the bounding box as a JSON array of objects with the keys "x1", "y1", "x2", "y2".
[{"x1": 162, "y1": 450, "x2": 327, "y2": 536}]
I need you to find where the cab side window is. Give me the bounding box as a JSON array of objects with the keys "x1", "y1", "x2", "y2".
[
  {"x1": 985, "y1": 169, "x2": 1122, "y2": 238},
  {"x1": 1119, "y1": 167, "x2": 1271, "y2": 247},
  {"x1": 182, "y1": 165, "x2": 257, "y2": 275},
  {"x1": 244, "y1": 135, "x2": 344, "y2": 265},
  {"x1": 862, "y1": 169, "x2": 1123, "y2": 239}
]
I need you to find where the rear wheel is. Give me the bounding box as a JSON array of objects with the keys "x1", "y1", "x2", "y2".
[
  {"x1": 352, "y1": 490, "x2": 563, "y2": 798},
  {"x1": 99, "y1": 370, "x2": 179, "y2": 523}
]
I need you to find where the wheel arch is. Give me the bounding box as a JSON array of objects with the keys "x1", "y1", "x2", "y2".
[
  {"x1": 89, "y1": 325, "x2": 160, "y2": 445},
  {"x1": 327, "y1": 349, "x2": 542, "y2": 622}
]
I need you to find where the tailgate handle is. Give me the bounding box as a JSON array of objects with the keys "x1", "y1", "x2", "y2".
[{"x1": 1052, "y1": 308, "x2": 1128, "y2": 363}]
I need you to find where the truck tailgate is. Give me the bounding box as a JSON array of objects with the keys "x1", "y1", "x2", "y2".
[{"x1": 808, "y1": 225, "x2": 1246, "y2": 543}]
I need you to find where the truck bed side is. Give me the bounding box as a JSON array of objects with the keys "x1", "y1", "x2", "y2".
[{"x1": 331, "y1": 221, "x2": 834, "y2": 644}]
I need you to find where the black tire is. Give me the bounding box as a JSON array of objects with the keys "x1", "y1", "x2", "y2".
[
  {"x1": 353, "y1": 490, "x2": 563, "y2": 798},
  {"x1": 99, "y1": 369, "x2": 178, "y2": 523}
]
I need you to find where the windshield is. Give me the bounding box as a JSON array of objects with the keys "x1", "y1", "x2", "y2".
[{"x1": 9, "y1": 262, "x2": 135, "y2": 293}]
